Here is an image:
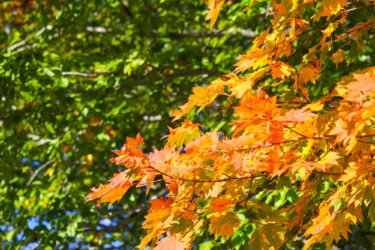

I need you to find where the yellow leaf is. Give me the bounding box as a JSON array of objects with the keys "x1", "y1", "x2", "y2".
[
  {"x1": 330, "y1": 49, "x2": 345, "y2": 67},
  {"x1": 270, "y1": 61, "x2": 295, "y2": 79},
  {"x1": 209, "y1": 213, "x2": 239, "y2": 239},
  {"x1": 322, "y1": 22, "x2": 338, "y2": 37},
  {"x1": 166, "y1": 120, "x2": 202, "y2": 149},
  {"x1": 206, "y1": 0, "x2": 225, "y2": 28},
  {"x1": 171, "y1": 84, "x2": 225, "y2": 120},
  {"x1": 298, "y1": 57, "x2": 321, "y2": 84},
  {"x1": 318, "y1": 151, "x2": 340, "y2": 165},
  {"x1": 314, "y1": 0, "x2": 347, "y2": 20},
  {"x1": 139, "y1": 198, "x2": 174, "y2": 249},
  {"x1": 85, "y1": 154, "x2": 94, "y2": 165},
  {"x1": 307, "y1": 102, "x2": 324, "y2": 112}
]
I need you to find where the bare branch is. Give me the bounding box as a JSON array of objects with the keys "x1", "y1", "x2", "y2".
[
  {"x1": 165, "y1": 28, "x2": 256, "y2": 39},
  {"x1": 7, "y1": 25, "x2": 52, "y2": 52},
  {"x1": 27, "y1": 160, "x2": 54, "y2": 185},
  {"x1": 61, "y1": 71, "x2": 99, "y2": 78}
]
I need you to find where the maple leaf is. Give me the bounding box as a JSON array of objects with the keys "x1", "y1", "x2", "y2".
[
  {"x1": 171, "y1": 84, "x2": 225, "y2": 120},
  {"x1": 274, "y1": 108, "x2": 316, "y2": 123},
  {"x1": 230, "y1": 67, "x2": 269, "y2": 98},
  {"x1": 273, "y1": 3, "x2": 287, "y2": 21},
  {"x1": 345, "y1": 70, "x2": 375, "y2": 102},
  {"x1": 234, "y1": 49, "x2": 268, "y2": 73},
  {"x1": 330, "y1": 49, "x2": 345, "y2": 67},
  {"x1": 314, "y1": 0, "x2": 347, "y2": 19},
  {"x1": 298, "y1": 57, "x2": 321, "y2": 84},
  {"x1": 206, "y1": 0, "x2": 225, "y2": 28},
  {"x1": 249, "y1": 224, "x2": 285, "y2": 250},
  {"x1": 154, "y1": 235, "x2": 186, "y2": 250},
  {"x1": 125, "y1": 133, "x2": 144, "y2": 157},
  {"x1": 86, "y1": 170, "x2": 133, "y2": 204},
  {"x1": 149, "y1": 147, "x2": 178, "y2": 174},
  {"x1": 209, "y1": 213, "x2": 240, "y2": 239},
  {"x1": 111, "y1": 134, "x2": 146, "y2": 167},
  {"x1": 338, "y1": 162, "x2": 368, "y2": 184},
  {"x1": 166, "y1": 120, "x2": 202, "y2": 149},
  {"x1": 303, "y1": 204, "x2": 359, "y2": 250},
  {"x1": 139, "y1": 198, "x2": 174, "y2": 249},
  {"x1": 318, "y1": 151, "x2": 340, "y2": 165},
  {"x1": 209, "y1": 198, "x2": 233, "y2": 214},
  {"x1": 149, "y1": 198, "x2": 174, "y2": 212},
  {"x1": 306, "y1": 102, "x2": 324, "y2": 112},
  {"x1": 330, "y1": 118, "x2": 349, "y2": 142},
  {"x1": 322, "y1": 22, "x2": 339, "y2": 38},
  {"x1": 270, "y1": 61, "x2": 295, "y2": 79}
]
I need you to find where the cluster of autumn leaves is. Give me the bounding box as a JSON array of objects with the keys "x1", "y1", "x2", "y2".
[{"x1": 88, "y1": 0, "x2": 375, "y2": 249}]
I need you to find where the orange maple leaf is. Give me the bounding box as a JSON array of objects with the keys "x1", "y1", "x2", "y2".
[
  {"x1": 166, "y1": 120, "x2": 202, "y2": 148},
  {"x1": 274, "y1": 108, "x2": 316, "y2": 123},
  {"x1": 154, "y1": 235, "x2": 186, "y2": 250},
  {"x1": 345, "y1": 71, "x2": 375, "y2": 102},
  {"x1": 206, "y1": 0, "x2": 225, "y2": 28},
  {"x1": 209, "y1": 198, "x2": 233, "y2": 214},
  {"x1": 209, "y1": 213, "x2": 239, "y2": 239},
  {"x1": 86, "y1": 170, "x2": 133, "y2": 204}
]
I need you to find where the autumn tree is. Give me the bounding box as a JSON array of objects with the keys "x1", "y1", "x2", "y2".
[
  {"x1": 88, "y1": 0, "x2": 375, "y2": 249},
  {"x1": 0, "y1": 1, "x2": 261, "y2": 248}
]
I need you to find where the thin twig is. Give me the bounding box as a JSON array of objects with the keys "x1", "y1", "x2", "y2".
[
  {"x1": 27, "y1": 160, "x2": 54, "y2": 185},
  {"x1": 313, "y1": 170, "x2": 341, "y2": 176},
  {"x1": 62, "y1": 71, "x2": 99, "y2": 78},
  {"x1": 7, "y1": 25, "x2": 52, "y2": 52},
  {"x1": 147, "y1": 165, "x2": 261, "y2": 183}
]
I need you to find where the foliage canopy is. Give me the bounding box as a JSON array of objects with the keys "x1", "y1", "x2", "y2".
[
  {"x1": 88, "y1": 0, "x2": 375, "y2": 249},
  {"x1": 1, "y1": 0, "x2": 259, "y2": 248}
]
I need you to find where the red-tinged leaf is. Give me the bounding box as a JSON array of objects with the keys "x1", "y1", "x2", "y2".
[
  {"x1": 111, "y1": 134, "x2": 146, "y2": 167},
  {"x1": 154, "y1": 235, "x2": 186, "y2": 250},
  {"x1": 149, "y1": 148, "x2": 179, "y2": 178},
  {"x1": 274, "y1": 108, "x2": 315, "y2": 123},
  {"x1": 149, "y1": 198, "x2": 174, "y2": 212},
  {"x1": 127, "y1": 133, "x2": 144, "y2": 156},
  {"x1": 209, "y1": 198, "x2": 233, "y2": 214},
  {"x1": 270, "y1": 61, "x2": 295, "y2": 79},
  {"x1": 330, "y1": 118, "x2": 348, "y2": 141},
  {"x1": 330, "y1": 49, "x2": 345, "y2": 66},
  {"x1": 273, "y1": 3, "x2": 287, "y2": 20},
  {"x1": 139, "y1": 198, "x2": 175, "y2": 249},
  {"x1": 209, "y1": 213, "x2": 239, "y2": 239},
  {"x1": 345, "y1": 70, "x2": 375, "y2": 102},
  {"x1": 86, "y1": 171, "x2": 133, "y2": 203}
]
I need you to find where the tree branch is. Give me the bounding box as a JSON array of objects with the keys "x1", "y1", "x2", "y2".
[
  {"x1": 165, "y1": 28, "x2": 256, "y2": 39},
  {"x1": 7, "y1": 25, "x2": 52, "y2": 52},
  {"x1": 27, "y1": 160, "x2": 54, "y2": 185},
  {"x1": 61, "y1": 71, "x2": 100, "y2": 78},
  {"x1": 147, "y1": 165, "x2": 262, "y2": 183}
]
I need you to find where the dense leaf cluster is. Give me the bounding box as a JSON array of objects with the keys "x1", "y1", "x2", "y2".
[
  {"x1": 0, "y1": 0, "x2": 264, "y2": 248},
  {"x1": 89, "y1": 0, "x2": 375, "y2": 249}
]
